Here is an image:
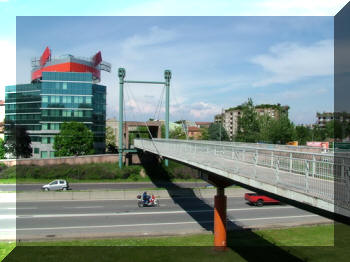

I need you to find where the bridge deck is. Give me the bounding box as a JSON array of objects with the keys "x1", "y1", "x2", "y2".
[{"x1": 134, "y1": 139, "x2": 350, "y2": 217}]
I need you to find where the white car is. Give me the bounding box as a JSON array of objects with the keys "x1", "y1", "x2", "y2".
[{"x1": 42, "y1": 180, "x2": 70, "y2": 191}]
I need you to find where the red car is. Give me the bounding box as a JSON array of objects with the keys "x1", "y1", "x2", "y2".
[{"x1": 244, "y1": 193, "x2": 280, "y2": 207}]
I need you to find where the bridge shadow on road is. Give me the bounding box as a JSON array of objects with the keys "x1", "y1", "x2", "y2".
[{"x1": 141, "y1": 156, "x2": 304, "y2": 262}]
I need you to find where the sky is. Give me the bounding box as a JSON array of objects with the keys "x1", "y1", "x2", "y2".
[{"x1": 0, "y1": 0, "x2": 348, "y2": 124}]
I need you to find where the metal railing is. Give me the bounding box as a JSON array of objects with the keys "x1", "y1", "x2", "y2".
[{"x1": 134, "y1": 139, "x2": 348, "y2": 208}]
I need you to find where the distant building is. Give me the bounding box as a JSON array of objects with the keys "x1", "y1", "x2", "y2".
[
  {"x1": 316, "y1": 112, "x2": 350, "y2": 128},
  {"x1": 188, "y1": 126, "x2": 202, "y2": 140},
  {"x1": 195, "y1": 121, "x2": 212, "y2": 129},
  {"x1": 5, "y1": 47, "x2": 110, "y2": 158},
  {"x1": 316, "y1": 112, "x2": 334, "y2": 127},
  {"x1": 106, "y1": 119, "x2": 164, "y2": 148},
  {"x1": 0, "y1": 100, "x2": 4, "y2": 140},
  {"x1": 214, "y1": 104, "x2": 289, "y2": 140}
]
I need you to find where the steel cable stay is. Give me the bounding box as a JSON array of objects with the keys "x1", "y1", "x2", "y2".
[
  {"x1": 153, "y1": 85, "x2": 165, "y2": 121},
  {"x1": 117, "y1": 67, "x2": 171, "y2": 168},
  {"x1": 124, "y1": 84, "x2": 151, "y2": 144},
  {"x1": 124, "y1": 83, "x2": 163, "y2": 158}
]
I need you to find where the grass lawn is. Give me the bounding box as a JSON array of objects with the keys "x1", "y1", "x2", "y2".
[
  {"x1": 2, "y1": 224, "x2": 346, "y2": 262},
  {"x1": 0, "y1": 242, "x2": 15, "y2": 261}
]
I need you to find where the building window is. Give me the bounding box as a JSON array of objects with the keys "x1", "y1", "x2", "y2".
[
  {"x1": 62, "y1": 83, "x2": 67, "y2": 90},
  {"x1": 63, "y1": 96, "x2": 72, "y2": 103},
  {"x1": 42, "y1": 96, "x2": 48, "y2": 103},
  {"x1": 41, "y1": 151, "x2": 48, "y2": 158},
  {"x1": 50, "y1": 151, "x2": 55, "y2": 158},
  {"x1": 42, "y1": 123, "x2": 48, "y2": 130},
  {"x1": 34, "y1": 148, "x2": 39, "y2": 154}
]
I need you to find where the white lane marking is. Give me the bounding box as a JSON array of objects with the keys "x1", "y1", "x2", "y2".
[
  {"x1": 15, "y1": 206, "x2": 294, "y2": 219},
  {"x1": 16, "y1": 196, "x2": 243, "y2": 203},
  {"x1": 63, "y1": 206, "x2": 104, "y2": 209},
  {"x1": 13, "y1": 214, "x2": 321, "y2": 231},
  {"x1": 0, "y1": 215, "x2": 16, "y2": 219}
]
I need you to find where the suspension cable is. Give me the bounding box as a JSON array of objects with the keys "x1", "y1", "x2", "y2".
[
  {"x1": 154, "y1": 85, "x2": 165, "y2": 121},
  {"x1": 124, "y1": 84, "x2": 162, "y2": 157}
]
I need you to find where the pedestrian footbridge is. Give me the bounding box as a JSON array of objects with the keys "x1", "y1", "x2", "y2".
[
  {"x1": 134, "y1": 139, "x2": 349, "y2": 217},
  {"x1": 134, "y1": 139, "x2": 349, "y2": 249}
]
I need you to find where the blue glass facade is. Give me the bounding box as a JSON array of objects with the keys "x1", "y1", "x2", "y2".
[{"x1": 5, "y1": 72, "x2": 106, "y2": 158}]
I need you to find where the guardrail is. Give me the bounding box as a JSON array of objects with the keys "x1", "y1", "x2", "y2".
[{"x1": 134, "y1": 139, "x2": 345, "y2": 209}]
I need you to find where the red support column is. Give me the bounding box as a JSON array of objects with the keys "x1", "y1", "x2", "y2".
[{"x1": 214, "y1": 187, "x2": 227, "y2": 250}]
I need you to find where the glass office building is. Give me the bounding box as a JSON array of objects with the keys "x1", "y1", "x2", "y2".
[{"x1": 5, "y1": 72, "x2": 106, "y2": 158}]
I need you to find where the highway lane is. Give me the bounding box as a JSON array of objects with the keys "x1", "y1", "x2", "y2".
[
  {"x1": 0, "y1": 182, "x2": 208, "y2": 192},
  {"x1": 1, "y1": 196, "x2": 332, "y2": 240}
]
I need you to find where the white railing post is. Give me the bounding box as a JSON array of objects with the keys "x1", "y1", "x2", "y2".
[
  {"x1": 312, "y1": 155, "x2": 316, "y2": 178},
  {"x1": 254, "y1": 149, "x2": 258, "y2": 179},
  {"x1": 305, "y1": 159, "x2": 309, "y2": 193},
  {"x1": 341, "y1": 158, "x2": 345, "y2": 182},
  {"x1": 289, "y1": 152, "x2": 292, "y2": 173},
  {"x1": 275, "y1": 157, "x2": 280, "y2": 184},
  {"x1": 271, "y1": 151, "x2": 274, "y2": 168}
]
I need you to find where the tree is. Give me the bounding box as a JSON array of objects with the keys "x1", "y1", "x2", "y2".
[
  {"x1": 257, "y1": 114, "x2": 274, "y2": 143},
  {"x1": 105, "y1": 126, "x2": 117, "y2": 153},
  {"x1": 200, "y1": 128, "x2": 209, "y2": 140},
  {"x1": 235, "y1": 98, "x2": 260, "y2": 142},
  {"x1": 208, "y1": 123, "x2": 229, "y2": 141},
  {"x1": 295, "y1": 125, "x2": 312, "y2": 145},
  {"x1": 170, "y1": 126, "x2": 187, "y2": 139},
  {"x1": 269, "y1": 114, "x2": 295, "y2": 144},
  {"x1": 312, "y1": 125, "x2": 326, "y2": 141},
  {"x1": 54, "y1": 122, "x2": 94, "y2": 157},
  {"x1": 0, "y1": 138, "x2": 6, "y2": 159},
  {"x1": 5, "y1": 125, "x2": 32, "y2": 158}
]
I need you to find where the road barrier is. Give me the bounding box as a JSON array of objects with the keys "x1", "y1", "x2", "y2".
[{"x1": 16, "y1": 188, "x2": 249, "y2": 202}]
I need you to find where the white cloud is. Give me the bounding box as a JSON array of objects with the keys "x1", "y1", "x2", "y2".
[
  {"x1": 188, "y1": 102, "x2": 220, "y2": 119},
  {"x1": 251, "y1": 39, "x2": 333, "y2": 86},
  {"x1": 0, "y1": 39, "x2": 16, "y2": 100}
]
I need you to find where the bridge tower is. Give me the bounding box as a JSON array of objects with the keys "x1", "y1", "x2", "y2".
[{"x1": 117, "y1": 68, "x2": 171, "y2": 168}]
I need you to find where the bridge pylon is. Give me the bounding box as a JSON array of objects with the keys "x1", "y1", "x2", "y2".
[
  {"x1": 214, "y1": 187, "x2": 227, "y2": 250},
  {"x1": 199, "y1": 170, "x2": 234, "y2": 250}
]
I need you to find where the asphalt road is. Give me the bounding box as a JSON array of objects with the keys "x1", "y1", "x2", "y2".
[
  {"x1": 1, "y1": 196, "x2": 332, "y2": 241},
  {"x1": 0, "y1": 182, "x2": 209, "y2": 192}
]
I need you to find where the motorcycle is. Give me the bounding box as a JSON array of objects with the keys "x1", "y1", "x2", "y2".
[{"x1": 137, "y1": 194, "x2": 159, "y2": 207}]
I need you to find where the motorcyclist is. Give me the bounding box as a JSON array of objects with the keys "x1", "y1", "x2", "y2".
[{"x1": 142, "y1": 191, "x2": 149, "y2": 205}]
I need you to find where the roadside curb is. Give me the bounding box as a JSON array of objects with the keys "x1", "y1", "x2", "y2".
[{"x1": 16, "y1": 188, "x2": 250, "y2": 202}]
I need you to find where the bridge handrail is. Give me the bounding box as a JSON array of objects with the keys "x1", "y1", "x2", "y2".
[
  {"x1": 134, "y1": 139, "x2": 350, "y2": 217},
  {"x1": 142, "y1": 138, "x2": 335, "y2": 158}
]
